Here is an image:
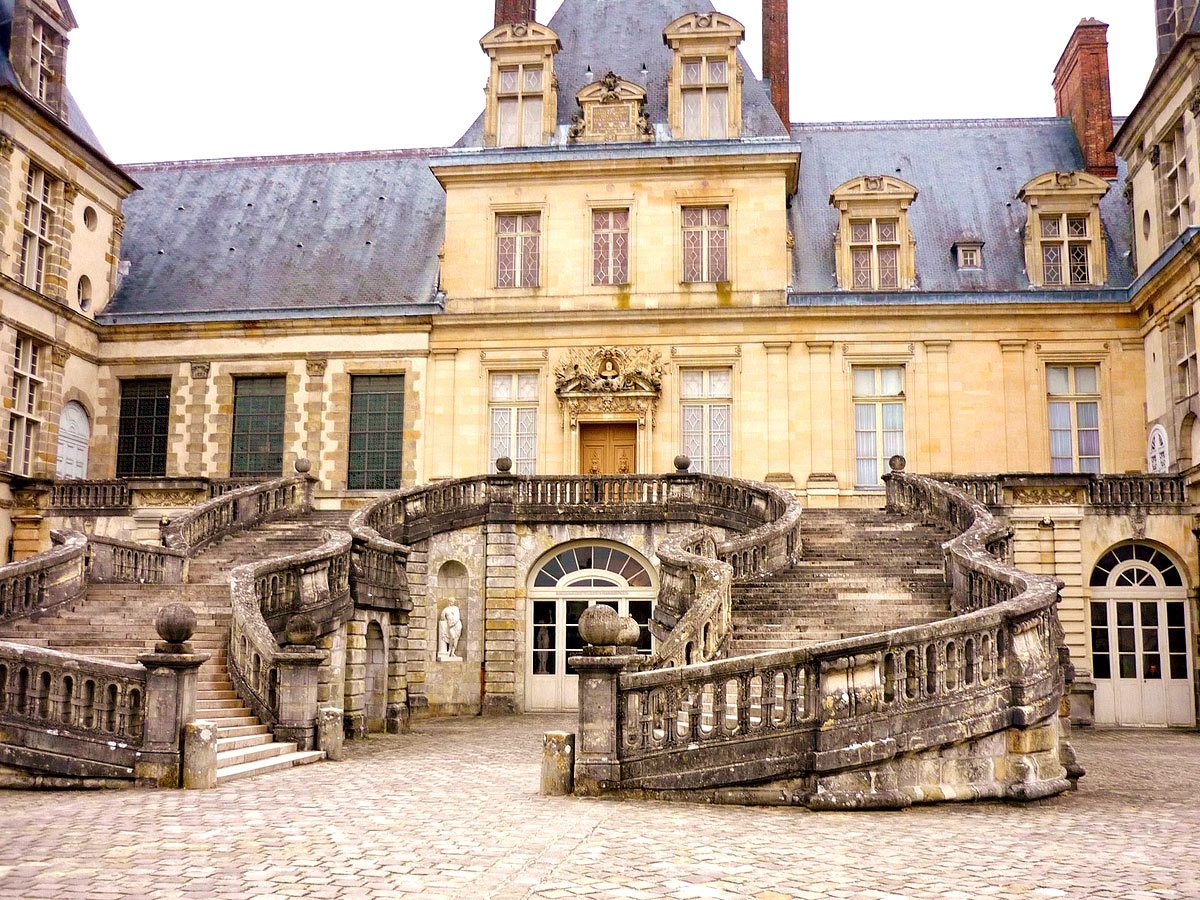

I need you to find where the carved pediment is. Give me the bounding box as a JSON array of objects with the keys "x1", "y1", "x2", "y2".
[
  {"x1": 480, "y1": 21, "x2": 562, "y2": 53},
  {"x1": 570, "y1": 72, "x2": 652, "y2": 144},
  {"x1": 1017, "y1": 170, "x2": 1111, "y2": 201},
  {"x1": 554, "y1": 346, "x2": 664, "y2": 395},
  {"x1": 829, "y1": 175, "x2": 919, "y2": 206},
  {"x1": 663, "y1": 12, "x2": 746, "y2": 44}
]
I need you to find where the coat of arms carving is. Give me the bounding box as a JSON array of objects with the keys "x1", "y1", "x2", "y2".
[{"x1": 554, "y1": 346, "x2": 663, "y2": 394}]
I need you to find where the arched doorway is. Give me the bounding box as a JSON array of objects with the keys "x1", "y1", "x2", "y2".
[
  {"x1": 364, "y1": 621, "x2": 387, "y2": 733},
  {"x1": 526, "y1": 540, "x2": 656, "y2": 711},
  {"x1": 1089, "y1": 542, "x2": 1195, "y2": 726},
  {"x1": 55, "y1": 401, "x2": 90, "y2": 479}
]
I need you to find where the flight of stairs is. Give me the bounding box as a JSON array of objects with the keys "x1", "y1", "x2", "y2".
[
  {"x1": 0, "y1": 510, "x2": 351, "y2": 784},
  {"x1": 729, "y1": 508, "x2": 955, "y2": 655}
]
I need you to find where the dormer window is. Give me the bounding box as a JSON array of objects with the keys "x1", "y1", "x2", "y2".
[
  {"x1": 480, "y1": 22, "x2": 561, "y2": 149},
  {"x1": 1018, "y1": 171, "x2": 1109, "y2": 288},
  {"x1": 829, "y1": 176, "x2": 919, "y2": 291},
  {"x1": 953, "y1": 239, "x2": 984, "y2": 270},
  {"x1": 497, "y1": 64, "x2": 544, "y2": 147},
  {"x1": 663, "y1": 12, "x2": 745, "y2": 141},
  {"x1": 1160, "y1": 119, "x2": 1191, "y2": 242},
  {"x1": 30, "y1": 21, "x2": 54, "y2": 106}
]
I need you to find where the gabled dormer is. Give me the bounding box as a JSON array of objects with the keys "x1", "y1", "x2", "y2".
[
  {"x1": 6, "y1": 0, "x2": 76, "y2": 120},
  {"x1": 480, "y1": 21, "x2": 561, "y2": 149},
  {"x1": 568, "y1": 72, "x2": 652, "y2": 144},
  {"x1": 663, "y1": 11, "x2": 745, "y2": 141}
]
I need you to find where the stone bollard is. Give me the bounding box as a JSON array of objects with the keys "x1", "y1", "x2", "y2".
[
  {"x1": 318, "y1": 706, "x2": 346, "y2": 761},
  {"x1": 541, "y1": 731, "x2": 575, "y2": 796},
  {"x1": 182, "y1": 720, "x2": 218, "y2": 789}
]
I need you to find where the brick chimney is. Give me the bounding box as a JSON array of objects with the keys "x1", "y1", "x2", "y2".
[
  {"x1": 1053, "y1": 18, "x2": 1117, "y2": 179},
  {"x1": 495, "y1": 0, "x2": 536, "y2": 26},
  {"x1": 762, "y1": 0, "x2": 790, "y2": 133}
]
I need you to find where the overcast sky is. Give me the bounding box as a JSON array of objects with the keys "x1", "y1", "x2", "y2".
[{"x1": 65, "y1": 0, "x2": 1157, "y2": 164}]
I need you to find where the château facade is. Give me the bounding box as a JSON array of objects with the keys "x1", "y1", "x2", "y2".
[{"x1": 1, "y1": 0, "x2": 1199, "y2": 735}]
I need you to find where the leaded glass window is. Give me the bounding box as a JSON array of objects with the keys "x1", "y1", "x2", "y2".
[
  {"x1": 682, "y1": 206, "x2": 728, "y2": 283},
  {"x1": 681, "y1": 55, "x2": 728, "y2": 139},
  {"x1": 847, "y1": 218, "x2": 901, "y2": 290},
  {"x1": 19, "y1": 165, "x2": 53, "y2": 293},
  {"x1": 496, "y1": 64, "x2": 545, "y2": 148},
  {"x1": 1162, "y1": 120, "x2": 1191, "y2": 242},
  {"x1": 116, "y1": 378, "x2": 171, "y2": 478},
  {"x1": 853, "y1": 366, "x2": 904, "y2": 487},
  {"x1": 496, "y1": 213, "x2": 540, "y2": 288},
  {"x1": 592, "y1": 209, "x2": 630, "y2": 286},
  {"x1": 231, "y1": 377, "x2": 286, "y2": 478},
  {"x1": 1047, "y1": 365, "x2": 1100, "y2": 474},
  {"x1": 490, "y1": 372, "x2": 538, "y2": 474},
  {"x1": 5, "y1": 334, "x2": 44, "y2": 476},
  {"x1": 348, "y1": 375, "x2": 405, "y2": 490},
  {"x1": 1038, "y1": 214, "x2": 1094, "y2": 286},
  {"x1": 680, "y1": 367, "x2": 731, "y2": 476},
  {"x1": 1174, "y1": 310, "x2": 1197, "y2": 399}
]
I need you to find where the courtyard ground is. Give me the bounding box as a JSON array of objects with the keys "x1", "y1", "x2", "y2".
[{"x1": 0, "y1": 715, "x2": 1197, "y2": 900}]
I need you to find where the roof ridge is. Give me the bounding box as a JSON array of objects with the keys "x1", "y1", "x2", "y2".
[
  {"x1": 789, "y1": 116, "x2": 1070, "y2": 131},
  {"x1": 122, "y1": 147, "x2": 448, "y2": 173}
]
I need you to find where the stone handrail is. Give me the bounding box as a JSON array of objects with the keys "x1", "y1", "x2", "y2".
[
  {"x1": 162, "y1": 472, "x2": 313, "y2": 557},
  {"x1": 935, "y1": 473, "x2": 1188, "y2": 509},
  {"x1": 1088, "y1": 474, "x2": 1187, "y2": 507},
  {"x1": 0, "y1": 531, "x2": 87, "y2": 625},
  {"x1": 48, "y1": 480, "x2": 132, "y2": 511},
  {"x1": 651, "y1": 528, "x2": 732, "y2": 668},
  {"x1": 85, "y1": 534, "x2": 187, "y2": 585},
  {"x1": 934, "y1": 475, "x2": 1003, "y2": 507},
  {"x1": 346, "y1": 515, "x2": 414, "y2": 616}
]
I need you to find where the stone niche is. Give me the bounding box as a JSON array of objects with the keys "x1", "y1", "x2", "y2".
[{"x1": 423, "y1": 550, "x2": 484, "y2": 716}]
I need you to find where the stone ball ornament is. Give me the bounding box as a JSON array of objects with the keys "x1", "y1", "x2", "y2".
[
  {"x1": 156, "y1": 603, "x2": 197, "y2": 645},
  {"x1": 495, "y1": 456, "x2": 513, "y2": 473},
  {"x1": 286, "y1": 613, "x2": 319, "y2": 646},
  {"x1": 294, "y1": 458, "x2": 313, "y2": 474},
  {"x1": 615, "y1": 615, "x2": 641, "y2": 648},
  {"x1": 674, "y1": 454, "x2": 692, "y2": 473},
  {"x1": 578, "y1": 605, "x2": 642, "y2": 648},
  {"x1": 889, "y1": 454, "x2": 906, "y2": 472}
]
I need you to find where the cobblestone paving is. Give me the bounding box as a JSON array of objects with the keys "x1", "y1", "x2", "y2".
[{"x1": 1, "y1": 716, "x2": 1198, "y2": 900}]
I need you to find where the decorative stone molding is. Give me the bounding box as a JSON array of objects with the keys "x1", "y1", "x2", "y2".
[
  {"x1": 1190, "y1": 86, "x2": 1200, "y2": 117},
  {"x1": 136, "y1": 490, "x2": 204, "y2": 508},
  {"x1": 1012, "y1": 487, "x2": 1081, "y2": 505},
  {"x1": 1149, "y1": 144, "x2": 1162, "y2": 169},
  {"x1": 0, "y1": 133, "x2": 14, "y2": 158},
  {"x1": 191, "y1": 362, "x2": 210, "y2": 380},
  {"x1": 569, "y1": 72, "x2": 653, "y2": 144},
  {"x1": 554, "y1": 346, "x2": 663, "y2": 394},
  {"x1": 306, "y1": 358, "x2": 328, "y2": 377},
  {"x1": 51, "y1": 345, "x2": 69, "y2": 367},
  {"x1": 63, "y1": 183, "x2": 78, "y2": 204},
  {"x1": 559, "y1": 393, "x2": 658, "y2": 429}
]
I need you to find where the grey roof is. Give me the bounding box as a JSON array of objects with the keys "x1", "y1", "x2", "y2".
[
  {"x1": 65, "y1": 90, "x2": 104, "y2": 153},
  {"x1": 456, "y1": 0, "x2": 786, "y2": 147},
  {"x1": 104, "y1": 151, "x2": 447, "y2": 323},
  {"x1": 432, "y1": 137, "x2": 799, "y2": 168},
  {"x1": 788, "y1": 117, "x2": 1133, "y2": 293}
]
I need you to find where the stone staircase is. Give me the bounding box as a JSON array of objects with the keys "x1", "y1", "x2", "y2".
[
  {"x1": 729, "y1": 508, "x2": 954, "y2": 655},
  {"x1": 0, "y1": 510, "x2": 351, "y2": 783}
]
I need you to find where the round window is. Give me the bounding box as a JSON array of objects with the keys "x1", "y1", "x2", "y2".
[
  {"x1": 83, "y1": 206, "x2": 98, "y2": 231},
  {"x1": 76, "y1": 275, "x2": 92, "y2": 311}
]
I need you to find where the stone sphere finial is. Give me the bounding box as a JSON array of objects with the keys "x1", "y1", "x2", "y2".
[
  {"x1": 495, "y1": 456, "x2": 513, "y2": 474},
  {"x1": 286, "y1": 614, "x2": 319, "y2": 647},
  {"x1": 673, "y1": 454, "x2": 692, "y2": 473},
  {"x1": 615, "y1": 615, "x2": 641, "y2": 648},
  {"x1": 156, "y1": 604, "x2": 196, "y2": 645},
  {"x1": 889, "y1": 455, "x2": 907, "y2": 472},
  {"x1": 577, "y1": 605, "x2": 622, "y2": 647},
  {"x1": 294, "y1": 458, "x2": 313, "y2": 474}
]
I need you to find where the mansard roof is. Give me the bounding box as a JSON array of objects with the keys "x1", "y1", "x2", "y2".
[
  {"x1": 456, "y1": 0, "x2": 787, "y2": 147},
  {"x1": 788, "y1": 117, "x2": 1133, "y2": 294},
  {"x1": 104, "y1": 150, "x2": 447, "y2": 324}
]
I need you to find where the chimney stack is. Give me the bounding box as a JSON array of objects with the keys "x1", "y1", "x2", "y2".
[
  {"x1": 762, "y1": 0, "x2": 790, "y2": 134},
  {"x1": 495, "y1": 0, "x2": 536, "y2": 27},
  {"x1": 1157, "y1": 0, "x2": 1179, "y2": 63},
  {"x1": 1053, "y1": 18, "x2": 1117, "y2": 179}
]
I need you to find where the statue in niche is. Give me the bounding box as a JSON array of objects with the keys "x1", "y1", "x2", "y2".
[{"x1": 437, "y1": 600, "x2": 463, "y2": 661}]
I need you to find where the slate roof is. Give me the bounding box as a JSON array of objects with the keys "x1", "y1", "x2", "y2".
[
  {"x1": 457, "y1": 0, "x2": 787, "y2": 147},
  {"x1": 103, "y1": 151, "x2": 447, "y2": 324},
  {"x1": 788, "y1": 117, "x2": 1133, "y2": 293}
]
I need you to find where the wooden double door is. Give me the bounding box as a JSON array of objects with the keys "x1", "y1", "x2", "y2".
[{"x1": 580, "y1": 423, "x2": 637, "y2": 475}]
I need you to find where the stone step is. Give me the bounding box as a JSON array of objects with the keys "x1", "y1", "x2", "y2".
[
  {"x1": 202, "y1": 713, "x2": 258, "y2": 726},
  {"x1": 196, "y1": 698, "x2": 250, "y2": 712},
  {"x1": 217, "y1": 732, "x2": 274, "y2": 752},
  {"x1": 215, "y1": 723, "x2": 271, "y2": 739},
  {"x1": 216, "y1": 741, "x2": 299, "y2": 769},
  {"x1": 215, "y1": 750, "x2": 325, "y2": 785},
  {"x1": 198, "y1": 689, "x2": 239, "y2": 701}
]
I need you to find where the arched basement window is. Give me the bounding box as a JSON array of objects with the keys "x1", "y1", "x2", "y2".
[
  {"x1": 533, "y1": 544, "x2": 653, "y2": 588},
  {"x1": 1090, "y1": 542, "x2": 1183, "y2": 588}
]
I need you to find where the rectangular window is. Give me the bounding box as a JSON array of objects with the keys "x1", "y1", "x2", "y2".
[
  {"x1": 592, "y1": 208, "x2": 630, "y2": 286},
  {"x1": 681, "y1": 206, "x2": 728, "y2": 283},
  {"x1": 680, "y1": 368, "x2": 731, "y2": 476},
  {"x1": 496, "y1": 64, "x2": 544, "y2": 148},
  {"x1": 496, "y1": 213, "x2": 540, "y2": 288},
  {"x1": 347, "y1": 375, "x2": 405, "y2": 490},
  {"x1": 489, "y1": 372, "x2": 538, "y2": 474},
  {"x1": 853, "y1": 366, "x2": 905, "y2": 487},
  {"x1": 19, "y1": 165, "x2": 53, "y2": 293},
  {"x1": 30, "y1": 21, "x2": 53, "y2": 105},
  {"x1": 848, "y1": 218, "x2": 901, "y2": 290},
  {"x1": 1039, "y1": 214, "x2": 1093, "y2": 286},
  {"x1": 231, "y1": 376, "x2": 286, "y2": 478},
  {"x1": 1175, "y1": 311, "x2": 1197, "y2": 399},
  {"x1": 1162, "y1": 120, "x2": 1191, "y2": 242},
  {"x1": 681, "y1": 56, "x2": 728, "y2": 139},
  {"x1": 1047, "y1": 364, "x2": 1100, "y2": 474},
  {"x1": 115, "y1": 378, "x2": 171, "y2": 478},
  {"x1": 5, "y1": 334, "x2": 44, "y2": 476}
]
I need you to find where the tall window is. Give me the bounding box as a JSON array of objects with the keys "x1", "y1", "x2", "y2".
[
  {"x1": 30, "y1": 21, "x2": 53, "y2": 106},
  {"x1": 116, "y1": 378, "x2": 171, "y2": 478},
  {"x1": 231, "y1": 377, "x2": 286, "y2": 478},
  {"x1": 6, "y1": 334, "x2": 43, "y2": 476},
  {"x1": 19, "y1": 165, "x2": 53, "y2": 293},
  {"x1": 497, "y1": 64, "x2": 544, "y2": 148},
  {"x1": 849, "y1": 218, "x2": 901, "y2": 290},
  {"x1": 1162, "y1": 120, "x2": 1191, "y2": 242},
  {"x1": 496, "y1": 213, "x2": 540, "y2": 288},
  {"x1": 592, "y1": 209, "x2": 629, "y2": 286},
  {"x1": 1039, "y1": 214, "x2": 1093, "y2": 286},
  {"x1": 681, "y1": 56, "x2": 728, "y2": 139},
  {"x1": 681, "y1": 368, "x2": 731, "y2": 476},
  {"x1": 1148, "y1": 425, "x2": 1169, "y2": 474},
  {"x1": 854, "y1": 366, "x2": 904, "y2": 487},
  {"x1": 348, "y1": 375, "x2": 405, "y2": 490},
  {"x1": 1048, "y1": 365, "x2": 1100, "y2": 474},
  {"x1": 682, "y1": 206, "x2": 728, "y2": 283},
  {"x1": 1174, "y1": 311, "x2": 1197, "y2": 399},
  {"x1": 490, "y1": 372, "x2": 538, "y2": 474}
]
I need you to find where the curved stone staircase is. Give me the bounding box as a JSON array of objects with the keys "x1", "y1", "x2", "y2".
[{"x1": 0, "y1": 511, "x2": 349, "y2": 783}]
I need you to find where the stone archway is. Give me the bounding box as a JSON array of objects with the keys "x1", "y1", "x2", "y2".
[{"x1": 364, "y1": 621, "x2": 387, "y2": 733}]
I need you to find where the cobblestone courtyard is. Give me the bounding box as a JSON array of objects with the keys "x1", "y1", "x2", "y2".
[{"x1": 1, "y1": 715, "x2": 1197, "y2": 900}]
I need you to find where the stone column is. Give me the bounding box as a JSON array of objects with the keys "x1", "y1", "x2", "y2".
[
  {"x1": 273, "y1": 615, "x2": 325, "y2": 751},
  {"x1": 387, "y1": 614, "x2": 410, "y2": 733},
  {"x1": 186, "y1": 363, "x2": 211, "y2": 477},
  {"x1": 923, "y1": 340, "x2": 952, "y2": 473},
  {"x1": 763, "y1": 341, "x2": 793, "y2": 485},
  {"x1": 805, "y1": 342, "x2": 839, "y2": 507},
  {"x1": 343, "y1": 614, "x2": 367, "y2": 739},
  {"x1": 483, "y1": 469, "x2": 518, "y2": 714},
  {"x1": 999, "y1": 341, "x2": 1029, "y2": 470}
]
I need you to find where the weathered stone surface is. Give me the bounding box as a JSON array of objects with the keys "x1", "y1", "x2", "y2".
[
  {"x1": 540, "y1": 730, "x2": 574, "y2": 795},
  {"x1": 181, "y1": 720, "x2": 218, "y2": 789}
]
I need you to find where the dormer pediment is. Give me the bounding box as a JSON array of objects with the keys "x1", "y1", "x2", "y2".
[
  {"x1": 576, "y1": 73, "x2": 646, "y2": 106},
  {"x1": 570, "y1": 72, "x2": 652, "y2": 144},
  {"x1": 829, "y1": 175, "x2": 920, "y2": 206},
  {"x1": 662, "y1": 12, "x2": 746, "y2": 48},
  {"x1": 1017, "y1": 170, "x2": 1111, "y2": 202},
  {"x1": 480, "y1": 21, "x2": 562, "y2": 56}
]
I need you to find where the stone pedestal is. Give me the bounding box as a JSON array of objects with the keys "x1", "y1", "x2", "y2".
[
  {"x1": 568, "y1": 647, "x2": 637, "y2": 795},
  {"x1": 136, "y1": 646, "x2": 209, "y2": 787},
  {"x1": 274, "y1": 646, "x2": 324, "y2": 750},
  {"x1": 182, "y1": 720, "x2": 218, "y2": 789},
  {"x1": 318, "y1": 706, "x2": 346, "y2": 761},
  {"x1": 540, "y1": 731, "x2": 575, "y2": 795}
]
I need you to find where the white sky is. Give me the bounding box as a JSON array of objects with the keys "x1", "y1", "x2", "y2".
[{"x1": 64, "y1": 0, "x2": 1157, "y2": 164}]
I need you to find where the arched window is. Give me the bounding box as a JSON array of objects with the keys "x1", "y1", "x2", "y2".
[
  {"x1": 533, "y1": 544, "x2": 652, "y2": 588},
  {"x1": 1148, "y1": 424, "x2": 1169, "y2": 474},
  {"x1": 55, "y1": 401, "x2": 90, "y2": 479},
  {"x1": 1090, "y1": 542, "x2": 1183, "y2": 588}
]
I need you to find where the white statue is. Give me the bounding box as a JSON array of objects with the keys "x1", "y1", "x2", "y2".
[{"x1": 437, "y1": 601, "x2": 463, "y2": 661}]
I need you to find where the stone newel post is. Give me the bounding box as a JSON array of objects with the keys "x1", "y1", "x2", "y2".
[
  {"x1": 137, "y1": 604, "x2": 210, "y2": 787},
  {"x1": 569, "y1": 605, "x2": 641, "y2": 796},
  {"x1": 273, "y1": 614, "x2": 325, "y2": 750}
]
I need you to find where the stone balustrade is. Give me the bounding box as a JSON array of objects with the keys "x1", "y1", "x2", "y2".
[
  {"x1": 936, "y1": 472, "x2": 1188, "y2": 510},
  {"x1": 48, "y1": 480, "x2": 133, "y2": 512},
  {"x1": 162, "y1": 471, "x2": 313, "y2": 556},
  {"x1": 0, "y1": 530, "x2": 87, "y2": 625},
  {"x1": 85, "y1": 534, "x2": 187, "y2": 585}
]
